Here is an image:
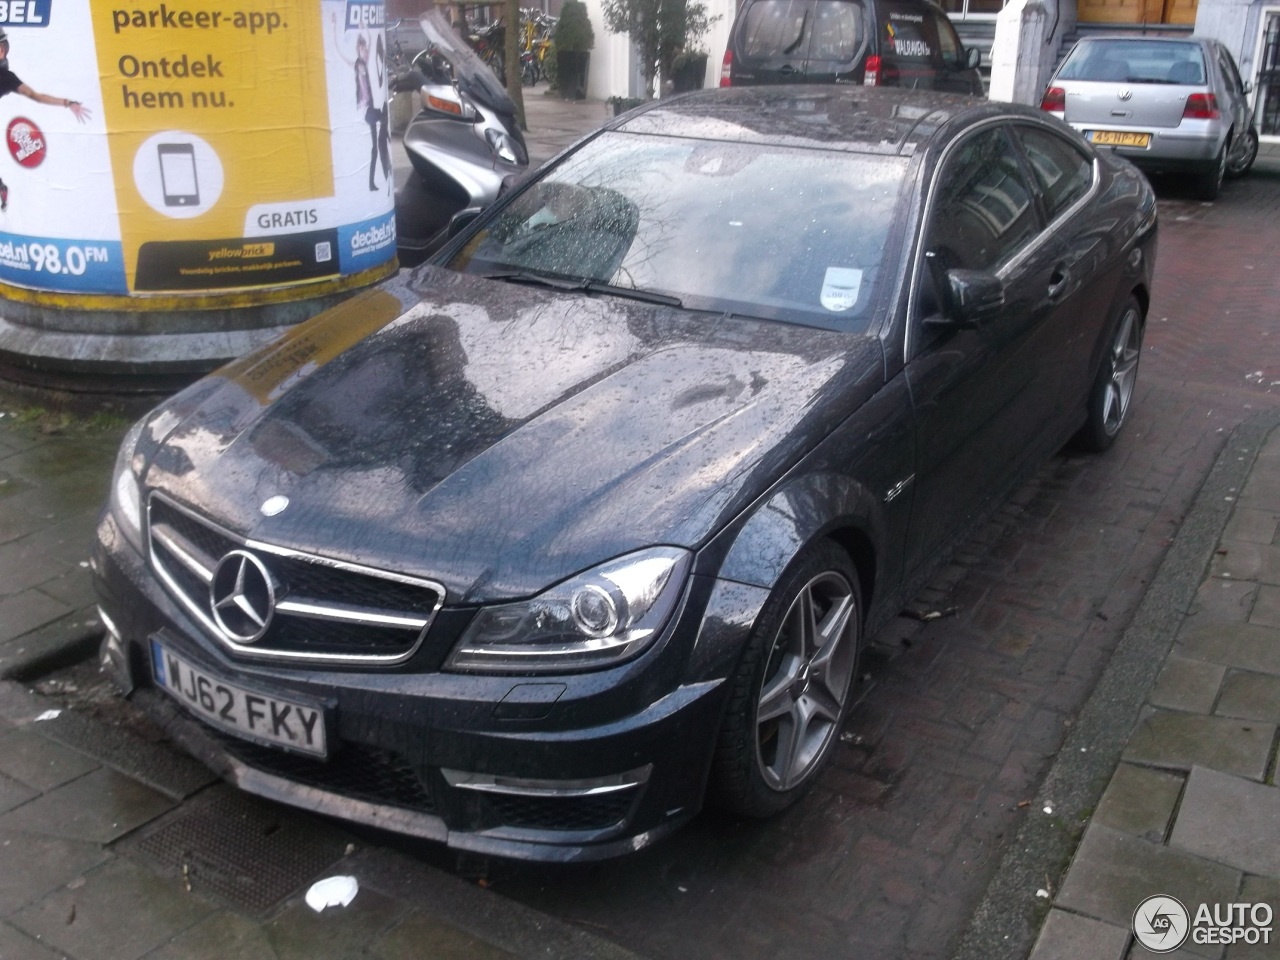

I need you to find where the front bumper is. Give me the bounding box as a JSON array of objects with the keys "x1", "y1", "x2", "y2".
[{"x1": 94, "y1": 512, "x2": 763, "y2": 862}]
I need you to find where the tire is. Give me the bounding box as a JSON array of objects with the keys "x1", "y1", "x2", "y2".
[
  {"x1": 1194, "y1": 141, "x2": 1226, "y2": 200},
  {"x1": 1075, "y1": 294, "x2": 1143, "y2": 453},
  {"x1": 711, "y1": 541, "x2": 862, "y2": 818},
  {"x1": 1226, "y1": 126, "x2": 1259, "y2": 179}
]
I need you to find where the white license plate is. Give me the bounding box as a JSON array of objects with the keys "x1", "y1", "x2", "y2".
[{"x1": 151, "y1": 640, "x2": 327, "y2": 757}]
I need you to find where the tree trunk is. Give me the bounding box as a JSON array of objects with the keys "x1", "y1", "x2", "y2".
[{"x1": 504, "y1": 0, "x2": 527, "y2": 130}]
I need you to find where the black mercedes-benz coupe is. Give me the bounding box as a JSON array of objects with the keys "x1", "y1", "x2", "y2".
[{"x1": 93, "y1": 87, "x2": 1156, "y2": 861}]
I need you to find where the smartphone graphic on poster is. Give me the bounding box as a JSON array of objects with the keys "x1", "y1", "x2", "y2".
[{"x1": 158, "y1": 143, "x2": 199, "y2": 207}]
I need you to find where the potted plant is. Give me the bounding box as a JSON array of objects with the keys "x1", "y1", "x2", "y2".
[
  {"x1": 670, "y1": 48, "x2": 709, "y2": 93},
  {"x1": 554, "y1": 1, "x2": 594, "y2": 100},
  {"x1": 600, "y1": 0, "x2": 717, "y2": 99}
]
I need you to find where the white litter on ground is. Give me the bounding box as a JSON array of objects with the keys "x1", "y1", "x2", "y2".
[{"x1": 305, "y1": 875, "x2": 359, "y2": 912}]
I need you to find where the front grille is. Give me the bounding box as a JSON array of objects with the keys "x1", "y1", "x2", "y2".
[
  {"x1": 215, "y1": 733, "x2": 437, "y2": 813},
  {"x1": 480, "y1": 790, "x2": 636, "y2": 832},
  {"x1": 148, "y1": 493, "x2": 445, "y2": 664}
]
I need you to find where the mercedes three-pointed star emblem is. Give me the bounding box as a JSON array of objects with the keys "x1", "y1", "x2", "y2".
[{"x1": 209, "y1": 550, "x2": 276, "y2": 643}]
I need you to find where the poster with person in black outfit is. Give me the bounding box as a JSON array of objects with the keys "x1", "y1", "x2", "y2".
[{"x1": 0, "y1": 26, "x2": 92, "y2": 211}]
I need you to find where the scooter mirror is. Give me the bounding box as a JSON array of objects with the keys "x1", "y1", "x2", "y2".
[
  {"x1": 419, "y1": 83, "x2": 479, "y2": 122},
  {"x1": 447, "y1": 207, "x2": 484, "y2": 240}
]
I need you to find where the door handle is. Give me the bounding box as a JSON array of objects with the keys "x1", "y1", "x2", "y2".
[
  {"x1": 1047, "y1": 264, "x2": 1070, "y2": 301},
  {"x1": 779, "y1": 64, "x2": 797, "y2": 74}
]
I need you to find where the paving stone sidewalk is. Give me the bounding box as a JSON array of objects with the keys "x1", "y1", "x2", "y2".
[{"x1": 1017, "y1": 416, "x2": 1280, "y2": 960}]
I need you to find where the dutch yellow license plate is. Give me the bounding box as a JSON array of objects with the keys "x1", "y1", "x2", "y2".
[{"x1": 1089, "y1": 130, "x2": 1151, "y2": 148}]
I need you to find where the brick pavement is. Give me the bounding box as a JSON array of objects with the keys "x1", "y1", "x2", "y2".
[{"x1": 0, "y1": 132, "x2": 1276, "y2": 960}]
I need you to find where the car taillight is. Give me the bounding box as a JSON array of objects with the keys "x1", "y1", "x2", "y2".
[
  {"x1": 1040, "y1": 86, "x2": 1066, "y2": 113},
  {"x1": 1183, "y1": 93, "x2": 1218, "y2": 120},
  {"x1": 864, "y1": 54, "x2": 880, "y2": 87},
  {"x1": 720, "y1": 49, "x2": 732, "y2": 87}
]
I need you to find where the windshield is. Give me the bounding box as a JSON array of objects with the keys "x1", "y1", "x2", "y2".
[
  {"x1": 412, "y1": 8, "x2": 516, "y2": 114},
  {"x1": 447, "y1": 131, "x2": 907, "y2": 329},
  {"x1": 1058, "y1": 39, "x2": 1207, "y2": 85}
]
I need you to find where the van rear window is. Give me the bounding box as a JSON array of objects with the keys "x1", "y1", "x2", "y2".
[
  {"x1": 741, "y1": 0, "x2": 866, "y2": 62},
  {"x1": 808, "y1": 2, "x2": 864, "y2": 62},
  {"x1": 742, "y1": 0, "x2": 812, "y2": 58}
]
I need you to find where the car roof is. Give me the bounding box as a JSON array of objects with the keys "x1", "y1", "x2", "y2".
[
  {"x1": 1069, "y1": 34, "x2": 1208, "y2": 48},
  {"x1": 611, "y1": 86, "x2": 1018, "y2": 157}
]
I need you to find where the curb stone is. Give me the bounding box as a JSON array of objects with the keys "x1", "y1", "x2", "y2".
[{"x1": 0, "y1": 605, "x2": 103, "y2": 682}]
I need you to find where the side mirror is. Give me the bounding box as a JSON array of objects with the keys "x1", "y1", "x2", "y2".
[
  {"x1": 446, "y1": 207, "x2": 484, "y2": 240},
  {"x1": 923, "y1": 254, "x2": 1005, "y2": 329},
  {"x1": 1243, "y1": 80, "x2": 1253, "y2": 95},
  {"x1": 965, "y1": 47, "x2": 981, "y2": 70},
  {"x1": 946, "y1": 269, "x2": 1005, "y2": 326}
]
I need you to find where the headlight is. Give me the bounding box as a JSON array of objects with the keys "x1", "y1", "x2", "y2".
[
  {"x1": 485, "y1": 127, "x2": 521, "y2": 164},
  {"x1": 109, "y1": 416, "x2": 147, "y2": 552},
  {"x1": 446, "y1": 547, "x2": 691, "y2": 673}
]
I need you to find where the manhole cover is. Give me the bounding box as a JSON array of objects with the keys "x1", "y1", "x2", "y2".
[{"x1": 128, "y1": 787, "x2": 349, "y2": 916}]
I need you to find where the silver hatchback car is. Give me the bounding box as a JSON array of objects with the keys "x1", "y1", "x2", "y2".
[{"x1": 1041, "y1": 36, "x2": 1259, "y2": 199}]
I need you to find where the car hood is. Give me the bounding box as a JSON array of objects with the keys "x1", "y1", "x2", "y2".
[{"x1": 143, "y1": 269, "x2": 883, "y2": 602}]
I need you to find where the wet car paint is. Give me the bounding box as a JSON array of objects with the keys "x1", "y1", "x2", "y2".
[{"x1": 142, "y1": 267, "x2": 886, "y2": 604}]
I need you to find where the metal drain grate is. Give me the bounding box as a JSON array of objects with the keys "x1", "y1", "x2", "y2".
[{"x1": 130, "y1": 788, "x2": 349, "y2": 916}]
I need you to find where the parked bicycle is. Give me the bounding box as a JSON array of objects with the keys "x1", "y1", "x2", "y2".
[{"x1": 518, "y1": 8, "x2": 557, "y2": 85}]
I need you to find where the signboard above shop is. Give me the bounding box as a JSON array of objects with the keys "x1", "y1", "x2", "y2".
[{"x1": 0, "y1": 0, "x2": 397, "y2": 297}]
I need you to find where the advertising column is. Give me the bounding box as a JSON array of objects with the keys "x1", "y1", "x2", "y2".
[{"x1": 0, "y1": 0, "x2": 396, "y2": 300}]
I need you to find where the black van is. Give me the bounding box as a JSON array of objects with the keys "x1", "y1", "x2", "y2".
[{"x1": 721, "y1": 0, "x2": 983, "y2": 94}]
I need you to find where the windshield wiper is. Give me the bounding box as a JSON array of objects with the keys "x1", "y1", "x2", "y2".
[
  {"x1": 480, "y1": 269, "x2": 584, "y2": 291},
  {"x1": 481, "y1": 270, "x2": 682, "y2": 307},
  {"x1": 583, "y1": 281, "x2": 682, "y2": 307}
]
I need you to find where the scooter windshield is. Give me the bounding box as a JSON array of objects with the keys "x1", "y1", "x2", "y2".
[{"x1": 417, "y1": 8, "x2": 518, "y2": 116}]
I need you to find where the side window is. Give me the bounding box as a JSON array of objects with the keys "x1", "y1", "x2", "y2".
[
  {"x1": 924, "y1": 126, "x2": 1040, "y2": 275},
  {"x1": 1013, "y1": 125, "x2": 1093, "y2": 221},
  {"x1": 1217, "y1": 48, "x2": 1244, "y2": 94},
  {"x1": 930, "y1": 10, "x2": 962, "y2": 66}
]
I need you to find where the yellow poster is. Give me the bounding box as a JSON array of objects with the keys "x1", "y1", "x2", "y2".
[{"x1": 0, "y1": 0, "x2": 395, "y2": 296}]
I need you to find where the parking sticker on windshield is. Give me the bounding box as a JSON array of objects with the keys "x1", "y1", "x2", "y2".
[{"x1": 821, "y1": 267, "x2": 863, "y2": 311}]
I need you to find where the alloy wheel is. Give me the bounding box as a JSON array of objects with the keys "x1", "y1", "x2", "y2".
[
  {"x1": 755, "y1": 570, "x2": 858, "y2": 791},
  {"x1": 1102, "y1": 303, "x2": 1142, "y2": 437},
  {"x1": 1227, "y1": 128, "x2": 1259, "y2": 177}
]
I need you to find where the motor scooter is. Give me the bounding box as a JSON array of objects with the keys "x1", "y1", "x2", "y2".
[{"x1": 394, "y1": 9, "x2": 529, "y2": 265}]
